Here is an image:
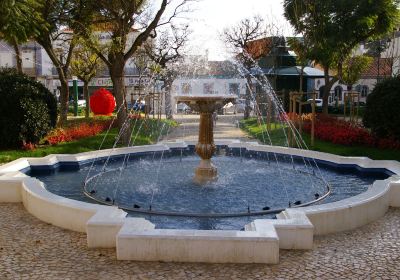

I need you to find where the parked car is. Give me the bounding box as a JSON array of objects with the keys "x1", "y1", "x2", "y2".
[
  {"x1": 222, "y1": 102, "x2": 234, "y2": 114},
  {"x1": 353, "y1": 101, "x2": 366, "y2": 107},
  {"x1": 129, "y1": 100, "x2": 145, "y2": 112},
  {"x1": 234, "y1": 99, "x2": 254, "y2": 114},
  {"x1": 69, "y1": 99, "x2": 86, "y2": 107},
  {"x1": 176, "y1": 102, "x2": 191, "y2": 114},
  {"x1": 307, "y1": 98, "x2": 323, "y2": 107}
]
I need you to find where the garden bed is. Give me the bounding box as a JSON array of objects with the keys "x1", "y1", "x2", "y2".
[
  {"x1": 0, "y1": 117, "x2": 176, "y2": 164},
  {"x1": 240, "y1": 117, "x2": 400, "y2": 162}
]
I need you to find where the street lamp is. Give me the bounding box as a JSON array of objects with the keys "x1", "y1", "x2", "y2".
[{"x1": 72, "y1": 76, "x2": 78, "y2": 117}]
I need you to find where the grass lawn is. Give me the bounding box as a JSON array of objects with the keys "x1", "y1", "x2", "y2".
[
  {"x1": 0, "y1": 118, "x2": 176, "y2": 164},
  {"x1": 240, "y1": 118, "x2": 400, "y2": 162}
]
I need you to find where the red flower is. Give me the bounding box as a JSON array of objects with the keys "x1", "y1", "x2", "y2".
[
  {"x1": 45, "y1": 120, "x2": 112, "y2": 145},
  {"x1": 22, "y1": 141, "x2": 36, "y2": 150}
]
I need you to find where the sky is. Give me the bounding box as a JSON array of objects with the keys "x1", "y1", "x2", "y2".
[{"x1": 183, "y1": 0, "x2": 294, "y2": 60}]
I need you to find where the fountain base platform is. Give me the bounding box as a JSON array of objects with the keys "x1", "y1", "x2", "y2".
[{"x1": 194, "y1": 159, "x2": 218, "y2": 184}]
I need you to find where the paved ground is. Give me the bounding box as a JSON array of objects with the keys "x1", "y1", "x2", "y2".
[
  {"x1": 1, "y1": 114, "x2": 400, "y2": 279},
  {"x1": 163, "y1": 114, "x2": 251, "y2": 142},
  {"x1": 1, "y1": 203, "x2": 400, "y2": 279}
]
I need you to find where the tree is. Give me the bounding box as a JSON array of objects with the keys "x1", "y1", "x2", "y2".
[
  {"x1": 77, "y1": 0, "x2": 192, "y2": 143},
  {"x1": 287, "y1": 37, "x2": 311, "y2": 93},
  {"x1": 365, "y1": 39, "x2": 391, "y2": 58},
  {"x1": 144, "y1": 25, "x2": 190, "y2": 119},
  {"x1": 364, "y1": 76, "x2": 400, "y2": 139},
  {"x1": 284, "y1": 0, "x2": 400, "y2": 114},
  {"x1": 341, "y1": 55, "x2": 373, "y2": 90},
  {"x1": 131, "y1": 47, "x2": 151, "y2": 101},
  {"x1": 26, "y1": 0, "x2": 83, "y2": 126},
  {"x1": 0, "y1": 0, "x2": 41, "y2": 73},
  {"x1": 223, "y1": 16, "x2": 266, "y2": 119},
  {"x1": 70, "y1": 38, "x2": 104, "y2": 118},
  {"x1": 0, "y1": 68, "x2": 57, "y2": 148}
]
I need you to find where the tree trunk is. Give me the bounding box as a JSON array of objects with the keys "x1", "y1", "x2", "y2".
[
  {"x1": 322, "y1": 66, "x2": 339, "y2": 115},
  {"x1": 12, "y1": 39, "x2": 23, "y2": 74},
  {"x1": 110, "y1": 59, "x2": 130, "y2": 145},
  {"x1": 299, "y1": 66, "x2": 305, "y2": 93},
  {"x1": 322, "y1": 67, "x2": 331, "y2": 115},
  {"x1": 83, "y1": 81, "x2": 90, "y2": 119},
  {"x1": 164, "y1": 77, "x2": 174, "y2": 120},
  {"x1": 58, "y1": 78, "x2": 69, "y2": 126},
  {"x1": 244, "y1": 74, "x2": 253, "y2": 119}
]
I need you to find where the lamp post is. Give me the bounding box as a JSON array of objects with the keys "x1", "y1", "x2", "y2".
[{"x1": 72, "y1": 76, "x2": 78, "y2": 117}]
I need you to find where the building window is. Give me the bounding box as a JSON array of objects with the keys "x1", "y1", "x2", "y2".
[
  {"x1": 361, "y1": 85, "x2": 369, "y2": 97},
  {"x1": 319, "y1": 86, "x2": 325, "y2": 99},
  {"x1": 22, "y1": 50, "x2": 34, "y2": 68},
  {"x1": 356, "y1": 85, "x2": 369, "y2": 97},
  {"x1": 334, "y1": 86, "x2": 343, "y2": 101},
  {"x1": 203, "y1": 83, "x2": 214, "y2": 94},
  {"x1": 229, "y1": 83, "x2": 240, "y2": 95},
  {"x1": 182, "y1": 83, "x2": 191, "y2": 94}
]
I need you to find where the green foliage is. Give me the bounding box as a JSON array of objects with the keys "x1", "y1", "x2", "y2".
[
  {"x1": 0, "y1": 69, "x2": 57, "y2": 148},
  {"x1": 363, "y1": 76, "x2": 400, "y2": 139},
  {"x1": 287, "y1": 37, "x2": 310, "y2": 67},
  {"x1": 70, "y1": 37, "x2": 104, "y2": 83},
  {"x1": 240, "y1": 117, "x2": 400, "y2": 161},
  {"x1": 284, "y1": 0, "x2": 400, "y2": 112},
  {"x1": 365, "y1": 39, "x2": 391, "y2": 57},
  {"x1": 341, "y1": 56, "x2": 373, "y2": 86},
  {"x1": 0, "y1": 118, "x2": 176, "y2": 163},
  {"x1": 284, "y1": 0, "x2": 400, "y2": 66},
  {"x1": 239, "y1": 118, "x2": 287, "y2": 146},
  {"x1": 0, "y1": 0, "x2": 43, "y2": 43}
]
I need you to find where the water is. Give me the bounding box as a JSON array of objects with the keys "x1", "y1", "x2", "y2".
[{"x1": 30, "y1": 154, "x2": 385, "y2": 230}]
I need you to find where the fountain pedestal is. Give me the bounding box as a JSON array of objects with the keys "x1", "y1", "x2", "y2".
[
  {"x1": 175, "y1": 95, "x2": 236, "y2": 184},
  {"x1": 195, "y1": 111, "x2": 217, "y2": 184}
]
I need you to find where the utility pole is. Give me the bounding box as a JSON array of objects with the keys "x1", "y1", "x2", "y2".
[{"x1": 72, "y1": 76, "x2": 78, "y2": 117}]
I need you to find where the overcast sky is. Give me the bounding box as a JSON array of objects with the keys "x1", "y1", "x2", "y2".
[{"x1": 182, "y1": 0, "x2": 294, "y2": 60}]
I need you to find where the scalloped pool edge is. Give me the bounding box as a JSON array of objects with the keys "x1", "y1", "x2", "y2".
[{"x1": 1, "y1": 139, "x2": 400, "y2": 264}]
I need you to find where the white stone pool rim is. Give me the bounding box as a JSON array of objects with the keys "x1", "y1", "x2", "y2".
[{"x1": 1, "y1": 139, "x2": 400, "y2": 264}]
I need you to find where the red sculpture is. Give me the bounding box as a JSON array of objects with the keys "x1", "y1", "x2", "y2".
[{"x1": 90, "y1": 88, "x2": 116, "y2": 116}]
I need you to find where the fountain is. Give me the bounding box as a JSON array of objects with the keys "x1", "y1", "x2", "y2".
[
  {"x1": 175, "y1": 94, "x2": 236, "y2": 184},
  {"x1": 0, "y1": 82, "x2": 398, "y2": 263}
]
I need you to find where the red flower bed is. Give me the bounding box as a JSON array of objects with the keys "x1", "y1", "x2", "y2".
[
  {"x1": 128, "y1": 113, "x2": 142, "y2": 120},
  {"x1": 46, "y1": 120, "x2": 112, "y2": 145},
  {"x1": 377, "y1": 137, "x2": 400, "y2": 150},
  {"x1": 303, "y1": 115, "x2": 400, "y2": 149},
  {"x1": 22, "y1": 141, "x2": 36, "y2": 151}
]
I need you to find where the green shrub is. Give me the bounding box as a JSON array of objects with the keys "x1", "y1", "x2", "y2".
[
  {"x1": 0, "y1": 68, "x2": 57, "y2": 148},
  {"x1": 68, "y1": 105, "x2": 85, "y2": 116},
  {"x1": 363, "y1": 76, "x2": 400, "y2": 139}
]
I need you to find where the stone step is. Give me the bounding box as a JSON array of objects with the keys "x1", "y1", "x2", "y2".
[
  {"x1": 116, "y1": 227, "x2": 279, "y2": 264},
  {"x1": 244, "y1": 222, "x2": 256, "y2": 231}
]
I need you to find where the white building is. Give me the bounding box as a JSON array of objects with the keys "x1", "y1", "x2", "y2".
[
  {"x1": 170, "y1": 58, "x2": 247, "y2": 113},
  {"x1": 314, "y1": 29, "x2": 400, "y2": 105},
  {"x1": 0, "y1": 28, "x2": 148, "y2": 104}
]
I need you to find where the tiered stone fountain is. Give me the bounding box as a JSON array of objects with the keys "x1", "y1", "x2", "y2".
[{"x1": 176, "y1": 95, "x2": 236, "y2": 184}]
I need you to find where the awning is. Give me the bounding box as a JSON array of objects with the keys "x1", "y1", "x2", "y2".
[{"x1": 253, "y1": 66, "x2": 325, "y2": 78}]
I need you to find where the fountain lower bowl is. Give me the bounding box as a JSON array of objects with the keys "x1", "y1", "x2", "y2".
[{"x1": 27, "y1": 143, "x2": 392, "y2": 230}]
